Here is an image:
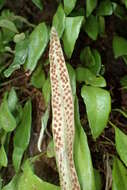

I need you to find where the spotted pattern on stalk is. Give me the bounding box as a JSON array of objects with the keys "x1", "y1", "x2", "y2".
[{"x1": 49, "y1": 27, "x2": 80, "y2": 190}]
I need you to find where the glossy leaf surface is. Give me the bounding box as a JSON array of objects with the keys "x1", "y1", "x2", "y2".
[
  {"x1": 115, "y1": 127, "x2": 127, "y2": 167},
  {"x1": 13, "y1": 100, "x2": 32, "y2": 172},
  {"x1": 0, "y1": 93, "x2": 16, "y2": 132},
  {"x1": 0, "y1": 19, "x2": 18, "y2": 33},
  {"x1": 18, "y1": 160, "x2": 60, "y2": 190},
  {"x1": 31, "y1": 64, "x2": 45, "y2": 88},
  {"x1": 64, "y1": 0, "x2": 77, "y2": 15},
  {"x1": 97, "y1": 0, "x2": 113, "y2": 16},
  {"x1": 52, "y1": 4, "x2": 65, "y2": 38},
  {"x1": 25, "y1": 23, "x2": 48, "y2": 73},
  {"x1": 76, "y1": 67, "x2": 106, "y2": 87},
  {"x1": 81, "y1": 86, "x2": 111, "y2": 138},
  {"x1": 62, "y1": 16, "x2": 84, "y2": 58},
  {"x1": 4, "y1": 39, "x2": 29, "y2": 77},
  {"x1": 86, "y1": 0, "x2": 97, "y2": 17},
  {"x1": 113, "y1": 36, "x2": 127, "y2": 58},
  {"x1": 112, "y1": 157, "x2": 127, "y2": 190},
  {"x1": 85, "y1": 15, "x2": 98, "y2": 41},
  {"x1": 74, "y1": 96, "x2": 96, "y2": 190}
]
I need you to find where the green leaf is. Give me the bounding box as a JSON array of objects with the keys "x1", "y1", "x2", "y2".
[
  {"x1": 98, "y1": 16, "x2": 105, "y2": 36},
  {"x1": 18, "y1": 160, "x2": 60, "y2": 190},
  {"x1": 94, "y1": 169, "x2": 102, "y2": 190},
  {"x1": 32, "y1": 0, "x2": 43, "y2": 10},
  {"x1": 112, "y1": 157, "x2": 127, "y2": 190},
  {"x1": 0, "y1": 0, "x2": 5, "y2": 10},
  {"x1": 0, "y1": 145, "x2": 7, "y2": 167},
  {"x1": 0, "y1": 19, "x2": 18, "y2": 33},
  {"x1": 62, "y1": 16, "x2": 84, "y2": 58},
  {"x1": 92, "y1": 49, "x2": 102, "y2": 75},
  {"x1": 113, "y1": 36, "x2": 127, "y2": 58},
  {"x1": 7, "y1": 88, "x2": 18, "y2": 113},
  {"x1": 64, "y1": 0, "x2": 77, "y2": 15},
  {"x1": 74, "y1": 96, "x2": 96, "y2": 190},
  {"x1": 2, "y1": 175, "x2": 19, "y2": 190},
  {"x1": 76, "y1": 67, "x2": 106, "y2": 87},
  {"x1": 81, "y1": 86, "x2": 111, "y2": 138},
  {"x1": 13, "y1": 100, "x2": 32, "y2": 172},
  {"x1": 80, "y1": 47, "x2": 101, "y2": 75},
  {"x1": 86, "y1": 0, "x2": 97, "y2": 17},
  {"x1": 25, "y1": 23, "x2": 49, "y2": 73},
  {"x1": 96, "y1": 0, "x2": 113, "y2": 16},
  {"x1": 0, "y1": 93, "x2": 16, "y2": 132},
  {"x1": 42, "y1": 77, "x2": 51, "y2": 107},
  {"x1": 80, "y1": 46, "x2": 95, "y2": 66},
  {"x1": 52, "y1": 4, "x2": 65, "y2": 38},
  {"x1": 115, "y1": 127, "x2": 127, "y2": 167},
  {"x1": 31, "y1": 64, "x2": 45, "y2": 88},
  {"x1": 4, "y1": 39, "x2": 29, "y2": 77},
  {"x1": 85, "y1": 15, "x2": 98, "y2": 41}
]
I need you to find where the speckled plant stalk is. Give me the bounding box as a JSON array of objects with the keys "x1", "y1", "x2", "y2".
[{"x1": 49, "y1": 27, "x2": 80, "y2": 190}]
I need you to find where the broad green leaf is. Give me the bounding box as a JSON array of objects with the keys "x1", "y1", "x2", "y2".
[
  {"x1": 113, "y1": 36, "x2": 127, "y2": 58},
  {"x1": 97, "y1": 0, "x2": 113, "y2": 16},
  {"x1": 0, "y1": 19, "x2": 18, "y2": 33},
  {"x1": 4, "y1": 39, "x2": 29, "y2": 77},
  {"x1": 13, "y1": 100, "x2": 32, "y2": 172},
  {"x1": 115, "y1": 127, "x2": 127, "y2": 167},
  {"x1": 18, "y1": 160, "x2": 60, "y2": 190},
  {"x1": 81, "y1": 86, "x2": 111, "y2": 138},
  {"x1": 67, "y1": 63, "x2": 76, "y2": 98},
  {"x1": 0, "y1": 93, "x2": 16, "y2": 132},
  {"x1": 80, "y1": 46, "x2": 95, "y2": 66},
  {"x1": 85, "y1": 15, "x2": 98, "y2": 41},
  {"x1": 2, "y1": 175, "x2": 19, "y2": 190},
  {"x1": 112, "y1": 157, "x2": 127, "y2": 190},
  {"x1": 32, "y1": 0, "x2": 43, "y2": 10},
  {"x1": 76, "y1": 67, "x2": 106, "y2": 87},
  {"x1": 94, "y1": 169, "x2": 102, "y2": 190},
  {"x1": 31, "y1": 64, "x2": 45, "y2": 88},
  {"x1": 8, "y1": 88, "x2": 18, "y2": 113},
  {"x1": 42, "y1": 77, "x2": 51, "y2": 107},
  {"x1": 64, "y1": 0, "x2": 77, "y2": 15},
  {"x1": 92, "y1": 49, "x2": 102, "y2": 75},
  {"x1": 46, "y1": 139, "x2": 55, "y2": 158},
  {"x1": 25, "y1": 22, "x2": 49, "y2": 73},
  {"x1": 98, "y1": 16, "x2": 105, "y2": 36},
  {"x1": 0, "y1": 145, "x2": 7, "y2": 167},
  {"x1": 80, "y1": 47, "x2": 101, "y2": 75},
  {"x1": 74, "y1": 96, "x2": 96, "y2": 190},
  {"x1": 62, "y1": 16, "x2": 84, "y2": 58},
  {"x1": 86, "y1": 0, "x2": 97, "y2": 17},
  {"x1": 52, "y1": 4, "x2": 65, "y2": 38}
]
